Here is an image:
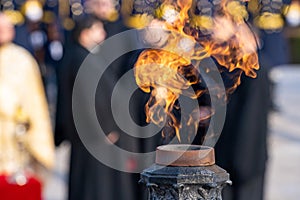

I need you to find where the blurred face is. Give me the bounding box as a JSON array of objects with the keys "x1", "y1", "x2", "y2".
[
  {"x1": 0, "y1": 13, "x2": 15, "y2": 45},
  {"x1": 91, "y1": 0, "x2": 116, "y2": 20},
  {"x1": 89, "y1": 22, "x2": 106, "y2": 45},
  {"x1": 81, "y1": 21, "x2": 106, "y2": 50}
]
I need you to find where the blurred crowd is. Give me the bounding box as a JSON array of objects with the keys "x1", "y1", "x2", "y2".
[{"x1": 0, "y1": 0, "x2": 297, "y2": 200}]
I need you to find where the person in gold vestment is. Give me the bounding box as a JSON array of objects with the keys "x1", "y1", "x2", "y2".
[{"x1": 0, "y1": 12, "x2": 54, "y2": 182}]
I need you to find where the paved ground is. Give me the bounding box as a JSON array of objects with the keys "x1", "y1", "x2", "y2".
[
  {"x1": 43, "y1": 66, "x2": 300, "y2": 200},
  {"x1": 265, "y1": 66, "x2": 300, "y2": 200},
  {"x1": 43, "y1": 143, "x2": 69, "y2": 200}
]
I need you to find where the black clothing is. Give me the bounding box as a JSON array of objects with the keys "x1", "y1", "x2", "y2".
[
  {"x1": 215, "y1": 64, "x2": 271, "y2": 200},
  {"x1": 55, "y1": 18, "x2": 160, "y2": 200}
]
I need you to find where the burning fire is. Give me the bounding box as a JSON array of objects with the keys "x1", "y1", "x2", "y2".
[{"x1": 134, "y1": 0, "x2": 259, "y2": 142}]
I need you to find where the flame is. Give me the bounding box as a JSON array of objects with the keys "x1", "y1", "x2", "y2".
[
  {"x1": 134, "y1": 0, "x2": 259, "y2": 142},
  {"x1": 199, "y1": 15, "x2": 259, "y2": 93}
]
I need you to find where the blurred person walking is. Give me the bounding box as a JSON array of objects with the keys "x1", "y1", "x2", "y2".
[{"x1": 0, "y1": 12, "x2": 55, "y2": 199}]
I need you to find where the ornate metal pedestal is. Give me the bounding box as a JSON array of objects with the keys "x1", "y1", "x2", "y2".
[{"x1": 140, "y1": 145, "x2": 231, "y2": 200}]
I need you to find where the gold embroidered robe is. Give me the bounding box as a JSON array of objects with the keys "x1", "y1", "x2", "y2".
[{"x1": 0, "y1": 43, "x2": 54, "y2": 175}]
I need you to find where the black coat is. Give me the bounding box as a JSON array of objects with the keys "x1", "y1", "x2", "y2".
[
  {"x1": 215, "y1": 65, "x2": 271, "y2": 200},
  {"x1": 55, "y1": 20, "x2": 160, "y2": 200}
]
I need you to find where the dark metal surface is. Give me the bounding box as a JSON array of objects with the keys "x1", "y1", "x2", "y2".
[{"x1": 140, "y1": 164, "x2": 231, "y2": 200}]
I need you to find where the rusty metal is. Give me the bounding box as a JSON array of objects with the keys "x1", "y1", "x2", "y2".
[{"x1": 155, "y1": 145, "x2": 215, "y2": 167}]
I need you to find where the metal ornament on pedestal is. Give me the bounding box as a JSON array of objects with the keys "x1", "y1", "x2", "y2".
[{"x1": 140, "y1": 145, "x2": 231, "y2": 200}]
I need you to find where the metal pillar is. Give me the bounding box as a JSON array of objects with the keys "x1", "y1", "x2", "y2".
[{"x1": 140, "y1": 145, "x2": 231, "y2": 200}]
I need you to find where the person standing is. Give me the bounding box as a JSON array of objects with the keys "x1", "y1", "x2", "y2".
[
  {"x1": 55, "y1": 16, "x2": 139, "y2": 200},
  {"x1": 0, "y1": 12, "x2": 55, "y2": 199}
]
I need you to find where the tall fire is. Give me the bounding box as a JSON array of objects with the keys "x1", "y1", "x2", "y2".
[{"x1": 133, "y1": 0, "x2": 259, "y2": 142}]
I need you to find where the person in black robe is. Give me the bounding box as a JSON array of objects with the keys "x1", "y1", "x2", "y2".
[
  {"x1": 214, "y1": 0, "x2": 291, "y2": 196},
  {"x1": 215, "y1": 66, "x2": 271, "y2": 200},
  {"x1": 55, "y1": 16, "x2": 111, "y2": 200},
  {"x1": 55, "y1": 12, "x2": 161, "y2": 199}
]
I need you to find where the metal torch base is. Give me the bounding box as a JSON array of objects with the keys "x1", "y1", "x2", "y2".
[{"x1": 140, "y1": 164, "x2": 231, "y2": 200}]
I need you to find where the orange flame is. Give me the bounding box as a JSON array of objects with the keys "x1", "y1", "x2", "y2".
[{"x1": 134, "y1": 0, "x2": 259, "y2": 142}]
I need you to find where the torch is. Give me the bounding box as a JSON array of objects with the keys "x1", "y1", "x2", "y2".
[{"x1": 121, "y1": 0, "x2": 260, "y2": 199}]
